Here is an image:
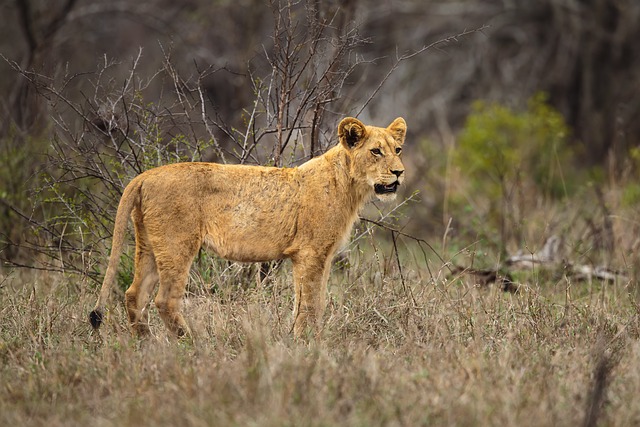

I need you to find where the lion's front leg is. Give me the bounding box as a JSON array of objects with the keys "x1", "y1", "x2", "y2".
[{"x1": 291, "y1": 254, "x2": 332, "y2": 338}]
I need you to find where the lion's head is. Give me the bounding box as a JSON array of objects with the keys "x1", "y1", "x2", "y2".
[{"x1": 338, "y1": 117, "x2": 407, "y2": 201}]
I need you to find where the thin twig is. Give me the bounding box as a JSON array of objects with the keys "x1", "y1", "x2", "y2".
[
  {"x1": 356, "y1": 25, "x2": 489, "y2": 117},
  {"x1": 360, "y1": 216, "x2": 451, "y2": 272}
]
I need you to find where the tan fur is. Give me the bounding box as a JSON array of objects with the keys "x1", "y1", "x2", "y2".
[{"x1": 90, "y1": 117, "x2": 407, "y2": 338}]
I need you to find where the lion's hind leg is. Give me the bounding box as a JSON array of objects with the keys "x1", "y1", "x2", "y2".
[
  {"x1": 153, "y1": 247, "x2": 199, "y2": 339},
  {"x1": 124, "y1": 251, "x2": 158, "y2": 336},
  {"x1": 124, "y1": 216, "x2": 159, "y2": 336}
]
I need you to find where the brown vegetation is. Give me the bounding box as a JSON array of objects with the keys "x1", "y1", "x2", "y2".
[
  {"x1": 1, "y1": 254, "x2": 639, "y2": 426},
  {"x1": 1, "y1": 0, "x2": 640, "y2": 425}
]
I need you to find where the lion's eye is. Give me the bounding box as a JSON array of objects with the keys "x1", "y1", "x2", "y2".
[
  {"x1": 371, "y1": 148, "x2": 382, "y2": 156},
  {"x1": 395, "y1": 147, "x2": 402, "y2": 155}
]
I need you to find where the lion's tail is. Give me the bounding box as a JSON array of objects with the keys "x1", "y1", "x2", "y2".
[{"x1": 89, "y1": 178, "x2": 142, "y2": 330}]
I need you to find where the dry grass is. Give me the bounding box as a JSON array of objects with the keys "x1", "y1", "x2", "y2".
[{"x1": 1, "y1": 248, "x2": 640, "y2": 427}]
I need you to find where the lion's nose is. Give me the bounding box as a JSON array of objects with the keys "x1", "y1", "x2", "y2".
[{"x1": 391, "y1": 169, "x2": 404, "y2": 178}]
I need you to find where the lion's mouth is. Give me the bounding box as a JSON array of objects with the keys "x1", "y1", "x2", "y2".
[{"x1": 374, "y1": 181, "x2": 399, "y2": 195}]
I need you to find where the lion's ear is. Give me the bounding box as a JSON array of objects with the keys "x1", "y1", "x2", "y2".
[
  {"x1": 338, "y1": 117, "x2": 367, "y2": 149},
  {"x1": 387, "y1": 117, "x2": 407, "y2": 145}
]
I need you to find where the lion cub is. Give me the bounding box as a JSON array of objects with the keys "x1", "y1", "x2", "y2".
[{"x1": 90, "y1": 117, "x2": 407, "y2": 338}]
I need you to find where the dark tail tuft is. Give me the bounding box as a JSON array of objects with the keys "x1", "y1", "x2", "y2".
[{"x1": 89, "y1": 310, "x2": 103, "y2": 329}]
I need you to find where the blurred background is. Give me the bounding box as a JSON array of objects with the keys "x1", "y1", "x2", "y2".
[{"x1": 1, "y1": 0, "x2": 639, "y2": 278}]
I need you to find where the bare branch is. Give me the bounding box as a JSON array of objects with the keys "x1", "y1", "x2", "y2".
[{"x1": 356, "y1": 25, "x2": 489, "y2": 117}]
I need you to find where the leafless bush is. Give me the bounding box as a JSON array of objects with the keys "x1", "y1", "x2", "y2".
[
  {"x1": 0, "y1": 0, "x2": 371, "y2": 282},
  {"x1": 0, "y1": 0, "x2": 487, "y2": 290}
]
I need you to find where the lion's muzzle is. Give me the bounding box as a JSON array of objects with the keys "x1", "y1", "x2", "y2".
[{"x1": 374, "y1": 181, "x2": 400, "y2": 194}]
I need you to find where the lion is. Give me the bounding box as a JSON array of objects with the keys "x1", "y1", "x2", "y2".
[{"x1": 89, "y1": 116, "x2": 407, "y2": 338}]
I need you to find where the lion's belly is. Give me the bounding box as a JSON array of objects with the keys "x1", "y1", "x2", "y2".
[
  {"x1": 202, "y1": 204, "x2": 297, "y2": 262},
  {"x1": 202, "y1": 229, "x2": 291, "y2": 262}
]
